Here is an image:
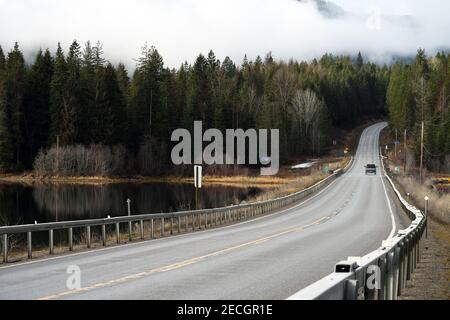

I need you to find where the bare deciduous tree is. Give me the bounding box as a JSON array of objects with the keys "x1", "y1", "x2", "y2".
[
  {"x1": 290, "y1": 88, "x2": 327, "y2": 155},
  {"x1": 291, "y1": 88, "x2": 325, "y2": 136}
]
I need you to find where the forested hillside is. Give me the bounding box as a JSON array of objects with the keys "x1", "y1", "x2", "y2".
[
  {"x1": 1, "y1": 42, "x2": 447, "y2": 176},
  {"x1": 387, "y1": 49, "x2": 450, "y2": 173}
]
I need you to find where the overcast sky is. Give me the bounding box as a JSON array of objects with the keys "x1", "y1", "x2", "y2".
[{"x1": 0, "y1": 0, "x2": 449, "y2": 69}]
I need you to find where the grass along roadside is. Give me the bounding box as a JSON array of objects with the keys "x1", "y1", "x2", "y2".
[
  {"x1": 0, "y1": 172, "x2": 319, "y2": 187},
  {"x1": 381, "y1": 126, "x2": 449, "y2": 299},
  {"x1": 384, "y1": 166, "x2": 450, "y2": 299}
]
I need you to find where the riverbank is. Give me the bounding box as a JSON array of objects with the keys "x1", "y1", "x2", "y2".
[
  {"x1": 0, "y1": 158, "x2": 347, "y2": 187},
  {"x1": 0, "y1": 171, "x2": 306, "y2": 187}
]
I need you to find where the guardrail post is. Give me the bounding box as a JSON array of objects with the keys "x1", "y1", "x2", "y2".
[
  {"x1": 68, "y1": 227, "x2": 73, "y2": 251},
  {"x1": 393, "y1": 246, "x2": 401, "y2": 299},
  {"x1": 420, "y1": 223, "x2": 425, "y2": 261},
  {"x1": 140, "y1": 220, "x2": 144, "y2": 239},
  {"x1": 424, "y1": 196, "x2": 429, "y2": 238},
  {"x1": 128, "y1": 221, "x2": 132, "y2": 241},
  {"x1": 178, "y1": 216, "x2": 181, "y2": 233},
  {"x1": 170, "y1": 217, "x2": 174, "y2": 235},
  {"x1": 2, "y1": 234, "x2": 7, "y2": 263},
  {"x1": 386, "y1": 251, "x2": 395, "y2": 300},
  {"x1": 86, "y1": 226, "x2": 91, "y2": 248},
  {"x1": 364, "y1": 268, "x2": 377, "y2": 300},
  {"x1": 161, "y1": 218, "x2": 165, "y2": 237},
  {"x1": 344, "y1": 279, "x2": 358, "y2": 300},
  {"x1": 378, "y1": 257, "x2": 387, "y2": 300},
  {"x1": 402, "y1": 240, "x2": 409, "y2": 287},
  {"x1": 415, "y1": 230, "x2": 419, "y2": 268},
  {"x1": 412, "y1": 231, "x2": 417, "y2": 271},
  {"x1": 102, "y1": 224, "x2": 106, "y2": 246},
  {"x1": 184, "y1": 216, "x2": 188, "y2": 232},
  {"x1": 116, "y1": 223, "x2": 120, "y2": 244},
  {"x1": 150, "y1": 219, "x2": 154, "y2": 238},
  {"x1": 27, "y1": 232, "x2": 32, "y2": 259},
  {"x1": 397, "y1": 242, "x2": 405, "y2": 296},
  {"x1": 410, "y1": 232, "x2": 415, "y2": 273},
  {"x1": 49, "y1": 229, "x2": 54, "y2": 254},
  {"x1": 406, "y1": 236, "x2": 412, "y2": 280}
]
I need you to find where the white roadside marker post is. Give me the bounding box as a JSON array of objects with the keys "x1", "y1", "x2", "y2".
[
  {"x1": 127, "y1": 198, "x2": 132, "y2": 241},
  {"x1": 424, "y1": 196, "x2": 429, "y2": 239},
  {"x1": 194, "y1": 165, "x2": 202, "y2": 211}
]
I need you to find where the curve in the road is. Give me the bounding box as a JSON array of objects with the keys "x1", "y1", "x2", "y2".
[{"x1": 0, "y1": 122, "x2": 407, "y2": 300}]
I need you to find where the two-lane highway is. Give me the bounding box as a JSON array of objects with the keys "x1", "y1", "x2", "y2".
[{"x1": 0, "y1": 122, "x2": 408, "y2": 299}]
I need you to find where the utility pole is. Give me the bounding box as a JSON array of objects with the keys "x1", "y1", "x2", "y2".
[
  {"x1": 403, "y1": 129, "x2": 407, "y2": 176},
  {"x1": 55, "y1": 134, "x2": 60, "y2": 222},
  {"x1": 420, "y1": 121, "x2": 424, "y2": 184},
  {"x1": 394, "y1": 128, "x2": 398, "y2": 161},
  {"x1": 424, "y1": 196, "x2": 429, "y2": 238},
  {"x1": 56, "y1": 135, "x2": 60, "y2": 176}
]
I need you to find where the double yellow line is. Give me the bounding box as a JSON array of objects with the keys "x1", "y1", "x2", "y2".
[{"x1": 38, "y1": 216, "x2": 330, "y2": 300}]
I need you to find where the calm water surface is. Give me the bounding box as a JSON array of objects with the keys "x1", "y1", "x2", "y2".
[{"x1": 0, "y1": 182, "x2": 263, "y2": 225}]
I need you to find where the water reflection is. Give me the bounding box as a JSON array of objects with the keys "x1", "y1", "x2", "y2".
[{"x1": 0, "y1": 183, "x2": 263, "y2": 224}]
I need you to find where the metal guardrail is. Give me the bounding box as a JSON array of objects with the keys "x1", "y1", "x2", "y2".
[
  {"x1": 0, "y1": 158, "x2": 354, "y2": 263},
  {"x1": 288, "y1": 159, "x2": 427, "y2": 300}
]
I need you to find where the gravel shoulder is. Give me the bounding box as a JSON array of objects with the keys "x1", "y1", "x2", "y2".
[{"x1": 399, "y1": 219, "x2": 450, "y2": 300}]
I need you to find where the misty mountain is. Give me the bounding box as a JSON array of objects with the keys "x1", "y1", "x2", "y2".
[{"x1": 297, "y1": 0, "x2": 346, "y2": 19}]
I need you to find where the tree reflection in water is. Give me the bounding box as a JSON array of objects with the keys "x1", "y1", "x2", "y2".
[{"x1": 0, "y1": 183, "x2": 263, "y2": 224}]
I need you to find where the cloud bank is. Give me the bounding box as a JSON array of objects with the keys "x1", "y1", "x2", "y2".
[{"x1": 0, "y1": 0, "x2": 449, "y2": 68}]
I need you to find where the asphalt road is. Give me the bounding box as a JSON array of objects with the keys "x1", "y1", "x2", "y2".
[{"x1": 0, "y1": 122, "x2": 409, "y2": 300}]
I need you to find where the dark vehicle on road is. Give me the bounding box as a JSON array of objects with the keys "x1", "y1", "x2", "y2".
[{"x1": 365, "y1": 164, "x2": 377, "y2": 175}]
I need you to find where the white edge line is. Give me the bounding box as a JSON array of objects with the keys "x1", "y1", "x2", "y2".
[
  {"x1": 286, "y1": 122, "x2": 395, "y2": 300},
  {"x1": 379, "y1": 135, "x2": 397, "y2": 240}
]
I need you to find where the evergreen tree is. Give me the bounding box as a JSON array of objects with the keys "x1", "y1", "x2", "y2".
[
  {"x1": 62, "y1": 40, "x2": 82, "y2": 145},
  {"x1": 0, "y1": 46, "x2": 13, "y2": 171},
  {"x1": 49, "y1": 43, "x2": 66, "y2": 145},
  {"x1": 131, "y1": 44, "x2": 164, "y2": 138},
  {"x1": 23, "y1": 49, "x2": 53, "y2": 166},
  {"x1": 5, "y1": 43, "x2": 26, "y2": 167},
  {"x1": 187, "y1": 54, "x2": 210, "y2": 127},
  {"x1": 356, "y1": 52, "x2": 364, "y2": 70},
  {"x1": 97, "y1": 63, "x2": 126, "y2": 144}
]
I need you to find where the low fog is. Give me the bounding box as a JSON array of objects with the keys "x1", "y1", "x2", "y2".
[{"x1": 0, "y1": 0, "x2": 449, "y2": 68}]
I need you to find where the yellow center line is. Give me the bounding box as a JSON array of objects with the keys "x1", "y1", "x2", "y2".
[{"x1": 37, "y1": 216, "x2": 329, "y2": 300}]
